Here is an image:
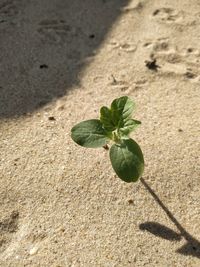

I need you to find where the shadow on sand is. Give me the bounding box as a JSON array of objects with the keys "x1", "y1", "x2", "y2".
[
  {"x1": 0, "y1": 0, "x2": 130, "y2": 118},
  {"x1": 139, "y1": 178, "x2": 200, "y2": 259}
]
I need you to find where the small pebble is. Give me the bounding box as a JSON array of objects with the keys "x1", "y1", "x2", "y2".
[
  {"x1": 89, "y1": 34, "x2": 95, "y2": 39},
  {"x1": 187, "y1": 48, "x2": 193, "y2": 53},
  {"x1": 184, "y1": 72, "x2": 196, "y2": 79},
  {"x1": 40, "y1": 64, "x2": 48, "y2": 69},
  {"x1": 29, "y1": 246, "x2": 39, "y2": 255},
  {"x1": 48, "y1": 116, "x2": 56, "y2": 121},
  {"x1": 145, "y1": 59, "x2": 160, "y2": 71}
]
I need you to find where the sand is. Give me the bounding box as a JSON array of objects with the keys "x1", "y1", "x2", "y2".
[{"x1": 0, "y1": 0, "x2": 200, "y2": 266}]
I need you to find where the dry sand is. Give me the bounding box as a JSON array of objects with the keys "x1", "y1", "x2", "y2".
[{"x1": 0, "y1": 0, "x2": 200, "y2": 266}]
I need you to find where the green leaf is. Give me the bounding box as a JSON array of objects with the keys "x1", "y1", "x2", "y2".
[
  {"x1": 71, "y1": 119, "x2": 109, "y2": 148},
  {"x1": 111, "y1": 96, "x2": 135, "y2": 127},
  {"x1": 100, "y1": 106, "x2": 116, "y2": 131},
  {"x1": 109, "y1": 138, "x2": 144, "y2": 183},
  {"x1": 119, "y1": 119, "x2": 141, "y2": 136}
]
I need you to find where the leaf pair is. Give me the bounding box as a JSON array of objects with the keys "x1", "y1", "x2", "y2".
[
  {"x1": 71, "y1": 96, "x2": 144, "y2": 183},
  {"x1": 100, "y1": 97, "x2": 141, "y2": 136}
]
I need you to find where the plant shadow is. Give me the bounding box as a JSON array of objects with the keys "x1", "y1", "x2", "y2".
[
  {"x1": 139, "y1": 178, "x2": 200, "y2": 259},
  {"x1": 139, "y1": 222, "x2": 182, "y2": 241}
]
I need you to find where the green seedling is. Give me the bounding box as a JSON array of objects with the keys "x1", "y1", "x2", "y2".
[{"x1": 71, "y1": 96, "x2": 144, "y2": 183}]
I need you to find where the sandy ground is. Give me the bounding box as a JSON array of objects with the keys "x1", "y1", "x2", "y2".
[{"x1": 0, "y1": 0, "x2": 200, "y2": 266}]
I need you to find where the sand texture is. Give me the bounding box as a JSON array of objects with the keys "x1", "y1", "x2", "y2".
[{"x1": 0, "y1": 0, "x2": 200, "y2": 266}]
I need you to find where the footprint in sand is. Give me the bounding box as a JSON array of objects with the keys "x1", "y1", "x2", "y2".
[
  {"x1": 0, "y1": 211, "x2": 19, "y2": 253},
  {"x1": 152, "y1": 8, "x2": 183, "y2": 24},
  {"x1": 108, "y1": 74, "x2": 129, "y2": 91},
  {"x1": 108, "y1": 41, "x2": 137, "y2": 53},
  {"x1": 37, "y1": 19, "x2": 72, "y2": 43},
  {"x1": 0, "y1": 212, "x2": 47, "y2": 259},
  {"x1": 152, "y1": 39, "x2": 183, "y2": 64},
  {"x1": 144, "y1": 38, "x2": 182, "y2": 64},
  {"x1": 121, "y1": 1, "x2": 144, "y2": 13},
  {"x1": 151, "y1": 39, "x2": 200, "y2": 64},
  {"x1": 143, "y1": 39, "x2": 200, "y2": 80},
  {"x1": 0, "y1": 0, "x2": 19, "y2": 25}
]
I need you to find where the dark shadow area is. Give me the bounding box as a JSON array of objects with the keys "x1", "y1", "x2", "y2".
[
  {"x1": 0, "y1": 0, "x2": 130, "y2": 118},
  {"x1": 139, "y1": 222, "x2": 181, "y2": 241},
  {"x1": 0, "y1": 211, "x2": 19, "y2": 253},
  {"x1": 0, "y1": 211, "x2": 19, "y2": 233},
  {"x1": 140, "y1": 178, "x2": 200, "y2": 259}
]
